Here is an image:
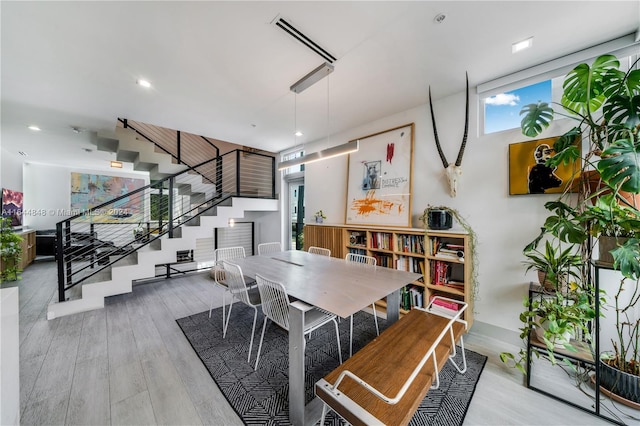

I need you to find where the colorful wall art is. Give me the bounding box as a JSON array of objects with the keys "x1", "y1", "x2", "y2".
[
  {"x1": 346, "y1": 123, "x2": 414, "y2": 227},
  {"x1": 70, "y1": 173, "x2": 146, "y2": 222}
]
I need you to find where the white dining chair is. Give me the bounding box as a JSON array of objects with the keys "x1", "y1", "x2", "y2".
[
  {"x1": 257, "y1": 242, "x2": 282, "y2": 255},
  {"x1": 253, "y1": 273, "x2": 342, "y2": 370},
  {"x1": 221, "y1": 260, "x2": 262, "y2": 363},
  {"x1": 345, "y1": 253, "x2": 380, "y2": 357},
  {"x1": 308, "y1": 246, "x2": 331, "y2": 256},
  {"x1": 209, "y1": 246, "x2": 249, "y2": 328}
]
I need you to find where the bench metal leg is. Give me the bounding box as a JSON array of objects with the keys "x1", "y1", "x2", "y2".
[
  {"x1": 320, "y1": 403, "x2": 328, "y2": 426},
  {"x1": 447, "y1": 332, "x2": 467, "y2": 374}
]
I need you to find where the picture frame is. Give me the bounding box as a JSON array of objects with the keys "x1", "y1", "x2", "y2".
[
  {"x1": 345, "y1": 123, "x2": 414, "y2": 227},
  {"x1": 508, "y1": 136, "x2": 581, "y2": 195},
  {"x1": 70, "y1": 172, "x2": 146, "y2": 222}
]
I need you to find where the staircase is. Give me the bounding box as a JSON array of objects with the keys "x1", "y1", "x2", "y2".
[{"x1": 47, "y1": 126, "x2": 278, "y2": 320}]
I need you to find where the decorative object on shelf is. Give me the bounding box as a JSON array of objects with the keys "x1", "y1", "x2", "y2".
[
  {"x1": 345, "y1": 123, "x2": 414, "y2": 227},
  {"x1": 426, "y1": 209, "x2": 452, "y2": 230},
  {"x1": 502, "y1": 54, "x2": 640, "y2": 408},
  {"x1": 508, "y1": 137, "x2": 581, "y2": 195},
  {"x1": 0, "y1": 217, "x2": 23, "y2": 282},
  {"x1": 419, "y1": 205, "x2": 479, "y2": 301},
  {"x1": 428, "y1": 73, "x2": 469, "y2": 198},
  {"x1": 314, "y1": 210, "x2": 326, "y2": 224}
]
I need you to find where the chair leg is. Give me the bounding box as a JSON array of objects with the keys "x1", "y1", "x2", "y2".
[
  {"x1": 248, "y1": 306, "x2": 258, "y2": 363},
  {"x1": 223, "y1": 300, "x2": 233, "y2": 338},
  {"x1": 333, "y1": 318, "x2": 342, "y2": 364},
  {"x1": 254, "y1": 317, "x2": 269, "y2": 370},
  {"x1": 349, "y1": 315, "x2": 354, "y2": 358},
  {"x1": 371, "y1": 304, "x2": 380, "y2": 336},
  {"x1": 320, "y1": 403, "x2": 329, "y2": 425}
]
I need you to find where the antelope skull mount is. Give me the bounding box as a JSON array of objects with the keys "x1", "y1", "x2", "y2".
[{"x1": 429, "y1": 73, "x2": 469, "y2": 197}]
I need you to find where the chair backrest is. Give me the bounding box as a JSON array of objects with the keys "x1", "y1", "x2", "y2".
[
  {"x1": 221, "y1": 260, "x2": 254, "y2": 306},
  {"x1": 345, "y1": 253, "x2": 377, "y2": 266},
  {"x1": 255, "y1": 274, "x2": 291, "y2": 331},
  {"x1": 309, "y1": 246, "x2": 331, "y2": 257},
  {"x1": 257, "y1": 242, "x2": 282, "y2": 256},
  {"x1": 215, "y1": 246, "x2": 246, "y2": 263}
]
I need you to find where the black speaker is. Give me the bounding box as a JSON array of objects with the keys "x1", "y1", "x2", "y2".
[{"x1": 427, "y1": 210, "x2": 452, "y2": 230}]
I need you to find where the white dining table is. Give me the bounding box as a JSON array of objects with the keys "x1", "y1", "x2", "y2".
[{"x1": 229, "y1": 250, "x2": 422, "y2": 425}]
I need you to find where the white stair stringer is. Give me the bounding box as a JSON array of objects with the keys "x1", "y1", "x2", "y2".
[
  {"x1": 47, "y1": 197, "x2": 278, "y2": 320},
  {"x1": 94, "y1": 127, "x2": 188, "y2": 178}
]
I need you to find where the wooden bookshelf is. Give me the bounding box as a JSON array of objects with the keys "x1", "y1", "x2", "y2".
[{"x1": 303, "y1": 224, "x2": 474, "y2": 327}]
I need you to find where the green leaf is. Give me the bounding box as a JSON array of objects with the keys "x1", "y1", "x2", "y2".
[
  {"x1": 520, "y1": 102, "x2": 554, "y2": 137},
  {"x1": 562, "y1": 55, "x2": 619, "y2": 116},
  {"x1": 597, "y1": 138, "x2": 640, "y2": 194},
  {"x1": 603, "y1": 94, "x2": 640, "y2": 129},
  {"x1": 611, "y1": 238, "x2": 640, "y2": 280}
]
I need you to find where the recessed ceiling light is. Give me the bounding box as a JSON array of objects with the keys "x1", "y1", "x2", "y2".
[
  {"x1": 136, "y1": 79, "x2": 151, "y2": 88},
  {"x1": 434, "y1": 13, "x2": 446, "y2": 24},
  {"x1": 295, "y1": 131, "x2": 303, "y2": 137},
  {"x1": 110, "y1": 161, "x2": 123, "y2": 168},
  {"x1": 28, "y1": 125, "x2": 41, "y2": 131},
  {"x1": 18, "y1": 151, "x2": 28, "y2": 156},
  {"x1": 512, "y1": 37, "x2": 533, "y2": 53}
]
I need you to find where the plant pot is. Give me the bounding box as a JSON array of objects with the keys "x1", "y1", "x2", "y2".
[
  {"x1": 534, "y1": 316, "x2": 573, "y2": 345},
  {"x1": 598, "y1": 236, "x2": 629, "y2": 266},
  {"x1": 600, "y1": 357, "x2": 640, "y2": 405},
  {"x1": 581, "y1": 170, "x2": 640, "y2": 208},
  {"x1": 536, "y1": 270, "x2": 566, "y2": 292},
  {"x1": 315, "y1": 217, "x2": 323, "y2": 224}
]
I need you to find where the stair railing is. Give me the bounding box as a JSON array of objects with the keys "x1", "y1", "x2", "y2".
[{"x1": 56, "y1": 149, "x2": 275, "y2": 302}]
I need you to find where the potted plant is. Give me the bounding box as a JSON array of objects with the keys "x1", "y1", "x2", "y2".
[
  {"x1": 500, "y1": 289, "x2": 596, "y2": 375},
  {"x1": 501, "y1": 54, "x2": 640, "y2": 403},
  {"x1": 0, "y1": 217, "x2": 23, "y2": 282},
  {"x1": 522, "y1": 229, "x2": 582, "y2": 292},
  {"x1": 314, "y1": 210, "x2": 326, "y2": 224}
]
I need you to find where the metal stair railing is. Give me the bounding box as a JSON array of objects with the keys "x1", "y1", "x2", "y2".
[{"x1": 56, "y1": 149, "x2": 275, "y2": 303}]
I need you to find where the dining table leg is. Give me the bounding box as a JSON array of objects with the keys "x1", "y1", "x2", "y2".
[
  {"x1": 386, "y1": 288, "x2": 401, "y2": 323},
  {"x1": 289, "y1": 301, "x2": 307, "y2": 426}
]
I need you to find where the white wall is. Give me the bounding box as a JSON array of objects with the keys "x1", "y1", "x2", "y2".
[
  {"x1": 23, "y1": 162, "x2": 149, "y2": 230},
  {"x1": 0, "y1": 147, "x2": 24, "y2": 193},
  {"x1": 302, "y1": 88, "x2": 577, "y2": 336}
]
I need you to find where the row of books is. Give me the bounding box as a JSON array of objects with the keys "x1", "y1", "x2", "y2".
[
  {"x1": 348, "y1": 248, "x2": 367, "y2": 256},
  {"x1": 400, "y1": 285, "x2": 424, "y2": 311},
  {"x1": 370, "y1": 232, "x2": 393, "y2": 250},
  {"x1": 429, "y1": 260, "x2": 464, "y2": 291},
  {"x1": 429, "y1": 237, "x2": 465, "y2": 261},
  {"x1": 428, "y1": 295, "x2": 462, "y2": 316},
  {"x1": 396, "y1": 255, "x2": 425, "y2": 274},
  {"x1": 396, "y1": 234, "x2": 425, "y2": 254},
  {"x1": 372, "y1": 253, "x2": 393, "y2": 268}
]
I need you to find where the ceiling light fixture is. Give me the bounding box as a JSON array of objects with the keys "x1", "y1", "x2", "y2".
[
  {"x1": 512, "y1": 37, "x2": 533, "y2": 53},
  {"x1": 434, "y1": 13, "x2": 446, "y2": 24},
  {"x1": 18, "y1": 151, "x2": 28, "y2": 157},
  {"x1": 137, "y1": 79, "x2": 151, "y2": 88},
  {"x1": 290, "y1": 62, "x2": 334, "y2": 94},
  {"x1": 279, "y1": 67, "x2": 359, "y2": 171},
  {"x1": 110, "y1": 161, "x2": 123, "y2": 168},
  {"x1": 28, "y1": 125, "x2": 41, "y2": 131}
]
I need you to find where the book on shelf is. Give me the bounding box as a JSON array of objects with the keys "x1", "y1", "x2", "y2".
[
  {"x1": 429, "y1": 304, "x2": 459, "y2": 317},
  {"x1": 429, "y1": 295, "x2": 460, "y2": 311},
  {"x1": 400, "y1": 285, "x2": 424, "y2": 311}
]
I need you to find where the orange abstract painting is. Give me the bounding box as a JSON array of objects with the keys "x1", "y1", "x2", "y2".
[{"x1": 346, "y1": 124, "x2": 414, "y2": 227}]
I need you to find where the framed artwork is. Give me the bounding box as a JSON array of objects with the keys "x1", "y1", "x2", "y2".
[
  {"x1": 70, "y1": 173, "x2": 146, "y2": 222},
  {"x1": 2, "y1": 188, "x2": 24, "y2": 227},
  {"x1": 345, "y1": 123, "x2": 414, "y2": 227},
  {"x1": 508, "y1": 137, "x2": 581, "y2": 195}
]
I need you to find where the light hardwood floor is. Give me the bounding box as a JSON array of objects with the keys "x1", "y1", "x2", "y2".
[{"x1": 17, "y1": 260, "x2": 611, "y2": 425}]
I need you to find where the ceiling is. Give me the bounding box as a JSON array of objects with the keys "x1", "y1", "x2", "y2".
[{"x1": 2, "y1": 1, "x2": 639, "y2": 170}]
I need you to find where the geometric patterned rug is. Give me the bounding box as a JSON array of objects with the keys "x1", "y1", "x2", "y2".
[{"x1": 177, "y1": 303, "x2": 487, "y2": 425}]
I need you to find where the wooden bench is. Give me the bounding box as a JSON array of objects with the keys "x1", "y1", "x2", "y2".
[{"x1": 315, "y1": 297, "x2": 468, "y2": 426}]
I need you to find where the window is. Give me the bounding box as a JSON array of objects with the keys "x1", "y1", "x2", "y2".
[
  {"x1": 280, "y1": 150, "x2": 305, "y2": 175},
  {"x1": 483, "y1": 80, "x2": 552, "y2": 135}
]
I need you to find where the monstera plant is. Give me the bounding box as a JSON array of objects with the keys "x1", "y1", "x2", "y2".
[{"x1": 502, "y1": 54, "x2": 640, "y2": 404}]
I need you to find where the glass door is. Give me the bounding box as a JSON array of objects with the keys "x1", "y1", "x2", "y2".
[{"x1": 288, "y1": 179, "x2": 304, "y2": 250}]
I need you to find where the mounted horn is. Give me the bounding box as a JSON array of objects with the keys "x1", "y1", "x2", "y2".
[
  {"x1": 428, "y1": 73, "x2": 470, "y2": 198},
  {"x1": 429, "y1": 86, "x2": 449, "y2": 169}
]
